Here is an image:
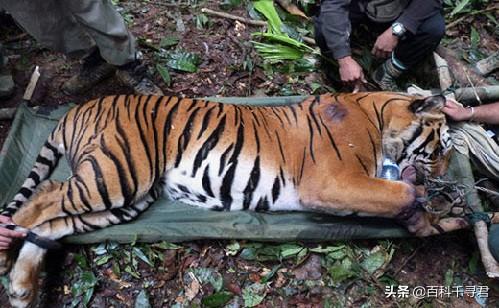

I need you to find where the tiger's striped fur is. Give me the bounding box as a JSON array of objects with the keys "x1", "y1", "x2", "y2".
[{"x1": 2, "y1": 92, "x2": 453, "y2": 307}]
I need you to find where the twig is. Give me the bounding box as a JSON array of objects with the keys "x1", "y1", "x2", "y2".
[
  {"x1": 200, "y1": 8, "x2": 316, "y2": 45},
  {"x1": 392, "y1": 244, "x2": 423, "y2": 276}
]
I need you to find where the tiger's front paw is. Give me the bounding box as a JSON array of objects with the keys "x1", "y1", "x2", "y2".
[
  {"x1": 8, "y1": 262, "x2": 39, "y2": 308},
  {"x1": 396, "y1": 203, "x2": 434, "y2": 237}
]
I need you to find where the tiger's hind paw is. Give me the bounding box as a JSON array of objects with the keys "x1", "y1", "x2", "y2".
[{"x1": 8, "y1": 266, "x2": 38, "y2": 308}]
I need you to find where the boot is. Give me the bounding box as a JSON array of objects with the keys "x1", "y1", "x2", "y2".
[
  {"x1": 372, "y1": 58, "x2": 405, "y2": 91},
  {"x1": 62, "y1": 50, "x2": 117, "y2": 95},
  {"x1": 116, "y1": 60, "x2": 164, "y2": 96}
]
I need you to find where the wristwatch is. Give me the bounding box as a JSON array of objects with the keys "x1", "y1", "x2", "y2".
[{"x1": 391, "y1": 22, "x2": 406, "y2": 39}]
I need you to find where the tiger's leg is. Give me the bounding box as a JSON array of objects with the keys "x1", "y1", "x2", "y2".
[
  {"x1": 0, "y1": 140, "x2": 62, "y2": 275},
  {"x1": 2, "y1": 140, "x2": 62, "y2": 217},
  {"x1": 299, "y1": 175, "x2": 438, "y2": 236},
  {"x1": 12, "y1": 157, "x2": 155, "y2": 230},
  {"x1": 8, "y1": 186, "x2": 161, "y2": 307}
]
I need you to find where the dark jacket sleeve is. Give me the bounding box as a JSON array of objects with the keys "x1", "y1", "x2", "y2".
[
  {"x1": 317, "y1": 0, "x2": 352, "y2": 60},
  {"x1": 397, "y1": 0, "x2": 442, "y2": 34}
]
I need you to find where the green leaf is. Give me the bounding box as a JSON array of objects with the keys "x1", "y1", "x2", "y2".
[
  {"x1": 74, "y1": 253, "x2": 89, "y2": 270},
  {"x1": 309, "y1": 245, "x2": 346, "y2": 254},
  {"x1": 202, "y1": 291, "x2": 233, "y2": 308},
  {"x1": 240, "y1": 247, "x2": 257, "y2": 260},
  {"x1": 125, "y1": 265, "x2": 141, "y2": 279},
  {"x1": 95, "y1": 254, "x2": 113, "y2": 266},
  {"x1": 252, "y1": 41, "x2": 304, "y2": 61},
  {"x1": 361, "y1": 251, "x2": 386, "y2": 274},
  {"x1": 226, "y1": 241, "x2": 241, "y2": 256},
  {"x1": 133, "y1": 247, "x2": 154, "y2": 267},
  {"x1": 470, "y1": 26, "x2": 480, "y2": 49},
  {"x1": 279, "y1": 244, "x2": 303, "y2": 259},
  {"x1": 160, "y1": 36, "x2": 180, "y2": 48},
  {"x1": 328, "y1": 259, "x2": 356, "y2": 283},
  {"x1": 166, "y1": 51, "x2": 201, "y2": 73},
  {"x1": 450, "y1": 0, "x2": 471, "y2": 16},
  {"x1": 195, "y1": 14, "x2": 209, "y2": 29},
  {"x1": 242, "y1": 283, "x2": 266, "y2": 307},
  {"x1": 261, "y1": 265, "x2": 281, "y2": 283},
  {"x1": 156, "y1": 64, "x2": 172, "y2": 87},
  {"x1": 253, "y1": 0, "x2": 283, "y2": 34}
]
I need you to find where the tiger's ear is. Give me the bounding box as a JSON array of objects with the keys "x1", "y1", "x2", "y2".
[{"x1": 409, "y1": 95, "x2": 446, "y2": 114}]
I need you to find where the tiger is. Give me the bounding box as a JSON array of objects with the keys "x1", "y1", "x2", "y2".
[{"x1": 0, "y1": 92, "x2": 461, "y2": 307}]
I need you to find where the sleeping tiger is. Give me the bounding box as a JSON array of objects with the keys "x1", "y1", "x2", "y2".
[{"x1": 1, "y1": 92, "x2": 461, "y2": 307}]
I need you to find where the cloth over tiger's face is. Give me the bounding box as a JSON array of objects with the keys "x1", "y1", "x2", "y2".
[{"x1": 2, "y1": 92, "x2": 455, "y2": 308}]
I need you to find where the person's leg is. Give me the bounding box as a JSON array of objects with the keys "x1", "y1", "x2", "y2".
[
  {"x1": 0, "y1": 43, "x2": 15, "y2": 99},
  {"x1": 64, "y1": 0, "x2": 163, "y2": 95},
  {"x1": 373, "y1": 12, "x2": 445, "y2": 90},
  {"x1": 393, "y1": 12, "x2": 445, "y2": 69}
]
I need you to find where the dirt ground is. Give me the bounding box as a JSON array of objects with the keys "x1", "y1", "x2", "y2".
[{"x1": 0, "y1": 0, "x2": 498, "y2": 307}]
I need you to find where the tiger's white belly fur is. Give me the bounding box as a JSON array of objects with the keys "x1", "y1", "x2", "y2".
[{"x1": 162, "y1": 152, "x2": 303, "y2": 212}]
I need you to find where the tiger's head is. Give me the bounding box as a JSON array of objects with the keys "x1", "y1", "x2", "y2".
[{"x1": 382, "y1": 94, "x2": 452, "y2": 179}]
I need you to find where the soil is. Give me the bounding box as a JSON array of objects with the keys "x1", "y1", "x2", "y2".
[{"x1": 0, "y1": 0, "x2": 498, "y2": 307}]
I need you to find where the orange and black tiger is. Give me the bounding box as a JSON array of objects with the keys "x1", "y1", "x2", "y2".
[{"x1": 2, "y1": 92, "x2": 456, "y2": 307}]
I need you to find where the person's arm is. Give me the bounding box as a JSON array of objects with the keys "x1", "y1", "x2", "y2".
[
  {"x1": 319, "y1": 0, "x2": 366, "y2": 86},
  {"x1": 442, "y1": 100, "x2": 499, "y2": 125},
  {"x1": 318, "y1": 0, "x2": 353, "y2": 60},
  {"x1": 396, "y1": 0, "x2": 442, "y2": 35},
  {"x1": 0, "y1": 215, "x2": 26, "y2": 250}
]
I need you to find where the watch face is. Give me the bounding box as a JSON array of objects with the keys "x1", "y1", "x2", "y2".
[{"x1": 393, "y1": 24, "x2": 402, "y2": 34}]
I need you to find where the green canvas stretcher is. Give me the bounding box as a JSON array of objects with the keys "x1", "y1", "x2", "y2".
[{"x1": 0, "y1": 97, "x2": 416, "y2": 244}]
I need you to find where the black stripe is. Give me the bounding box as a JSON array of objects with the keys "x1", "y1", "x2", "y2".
[
  {"x1": 319, "y1": 116, "x2": 342, "y2": 160},
  {"x1": 218, "y1": 144, "x2": 234, "y2": 176},
  {"x1": 270, "y1": 108, "x2": 285, "y2": 127},
  {"x1": 192, "y1": 114, "x2": 227, "y2": 176},
  {"x1": 306, "y1": 116, "x2": 316, "y2": 163},
  {"x1": 355, "y1": 154, "x2": 369, "y2": 175},
  {"x1": 271, "y1": 176, "x2": 281, "y2": 203},
  {"x1": 308, "y1": 98, "x2": 322, "y2": 135},
  {"x1": 367, "y1": 130, "x2": 378, "y2": 176},
  {"x1": 101, "y1": 137, "x2": 133, "y2": 207},
  {"x1": 27, "y1": 171, "x2": 41, "y2": 185},
  {"x1": 202, "y1": 165, "x2": 215, "y2": 197},
  {"x1": 242, "y1": 155, "x2": 261, "y2": 210},
  {"x1": 275, "y1": 131, "x2": 286, "y2": 163},
  {"x1": 288, "y1": 105, "x2": 298, "y2": 124},
  {"x1": 115, "y1": 110, "x2": 139, "y2": 200},
  {"x1": 174, "y1": 107, "x2": 201, "y2": 168},
  {"x1": 66, "y1": 180, "x2": 80, "y2": 213},
  {"x1": 134, "y1": 96, "x2": 155, "y2": 181},
  {"x1": 299, "y1": 147, "x2": 306, "y2": 182},
  {"x1": 220, "y1": 122, "x2": 245, "y2": 210},
  {"x1": 255, "y1": 196, "x2": 269, "y2": 212},
  {"x1": 84, "y1": 156, "x2": 113, "y2": 209},
  {"x1": 18, "y1": 187, "x2": 32, "y2": 198},
  {"x1": 74, "y1": 179, "x2": 93, "y2": 212},
  {"x1": 197, "y1": 105, "x2": 217, "y2": 139},
  {"x1": 162, "y1": 97, "x2": 180, "y2": 165}
]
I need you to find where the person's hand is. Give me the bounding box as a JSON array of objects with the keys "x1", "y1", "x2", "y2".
[
  {"x1": 0, "y1": 215, "x2": 26, "y2": 250},
  {"x1": 441, "y1": 99, "x2": 472, "y2": 122},
  {"x1": 338, "y1": 56, "x2": 367, "y2": 90},
  {"x1": 372, "y1": 28, "x2": 399, "y2": 59}
]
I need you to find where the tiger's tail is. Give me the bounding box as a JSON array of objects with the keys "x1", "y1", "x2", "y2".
[{"x1": 2, "y1": 131, "x2": 63, "y2": 217}]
